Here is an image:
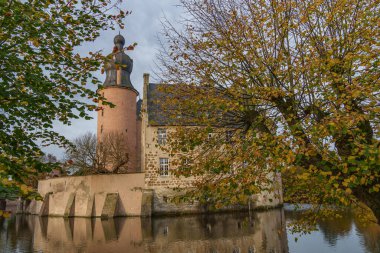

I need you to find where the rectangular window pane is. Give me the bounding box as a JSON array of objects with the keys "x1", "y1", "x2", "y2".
[
  {"x1": 157, "y1": 128, "x2": 167, "y2": 145},
  {"x1": 159, "y1": 158, "x2": 169, "y2": 176}
]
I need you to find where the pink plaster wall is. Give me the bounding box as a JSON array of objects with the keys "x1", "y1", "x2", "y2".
[
  {"x1": 97, "y1": 87, "x2": 138, "y2": 172},
  {"x1": 136, "y1": 119, "x2": 142, "y2": 172}
]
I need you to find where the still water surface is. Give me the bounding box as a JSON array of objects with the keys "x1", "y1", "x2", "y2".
[{"x1": 0, "y1": 207, "x2": 379, "y2": 253}]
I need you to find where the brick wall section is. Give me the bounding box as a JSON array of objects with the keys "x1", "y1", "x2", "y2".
[{"x1": 144, "y1": 126, "x2": 194, "y2": 188}]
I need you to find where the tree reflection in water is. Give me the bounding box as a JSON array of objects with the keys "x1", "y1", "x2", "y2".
[
  {"x1": 285, "y1": 208, "x2": 380, "y2": 253},
  {"x1": 0, "y1": 208, "x2": 379, "y2": 253}
]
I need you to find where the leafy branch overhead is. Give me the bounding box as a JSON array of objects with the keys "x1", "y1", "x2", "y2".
[
  {"x1": 157, "y1": 0, "x2": 380, "y2": 224},
  {"x1": 0, "y1": 0, "x2": 128, "y2": 195}
]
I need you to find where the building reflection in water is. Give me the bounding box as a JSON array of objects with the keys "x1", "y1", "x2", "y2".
[
  {"x1": 1, "y1": 208, "x2": 379, "y2": 253},
  {"x1": 1, "y1": 209, "x2": 288, "y2": 253}
]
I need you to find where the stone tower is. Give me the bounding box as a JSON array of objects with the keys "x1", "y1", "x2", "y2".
[{"x1": 97, "y1": 34, "x2": 139, "y2": 172}]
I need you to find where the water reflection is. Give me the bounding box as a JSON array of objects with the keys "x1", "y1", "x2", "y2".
[
  {"x1": 0, "y1": 210, "x2": 287, "y2": 253},
  {"x1": 285, "y1": 209, "x2": 380, "y2": 253},
  {"x1": 0, "y1": 215, "x2": 35, "y2": 253},
  {"x1": 0, "y1": 208, "x2": 379, "y2": 253}
]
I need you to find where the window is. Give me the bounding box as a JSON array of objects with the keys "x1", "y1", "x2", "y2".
[
  {"x1": 159, "y1": 158, "x2": 169, "y2": 176},
  {"x1": 101, "y1": 125, "x2": 103, "y2": 133},
  {"x1": 157, "y1": 128, "x2": 167, "y2": 145}
]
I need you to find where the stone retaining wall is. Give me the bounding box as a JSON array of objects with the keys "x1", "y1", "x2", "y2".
[
  {"x1": 28, "y1": 173, "x2": 147, "y2": 217},
  {"x1": 24, "y1": 172, "x2": 282, "y2": 217}
]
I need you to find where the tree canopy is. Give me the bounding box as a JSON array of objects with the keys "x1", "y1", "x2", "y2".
[
  {"x1": 157, "y1": 0, "x2": 380, "y2": 224},
  {"x1": 0, "y1": 0, "x2": 127, "y2": 197}
]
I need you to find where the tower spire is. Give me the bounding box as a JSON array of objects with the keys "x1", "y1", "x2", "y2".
[{"x1": 103, "y1": 33, "x2": 137, "y2": 92}]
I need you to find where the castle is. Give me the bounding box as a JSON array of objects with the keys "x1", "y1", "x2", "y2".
[{"x1": 23, "y1": 34, "x2": 283, "y2": 217}]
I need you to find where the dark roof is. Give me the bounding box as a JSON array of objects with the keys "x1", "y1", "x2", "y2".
[
  {"x1": 147, "y1": 83, "x2": 172, "y2": 126},
  {"x1": 146, "y1": 83, "x2": 208, "y2": 126},
  {"x1": 103, "y1": 35, "x2": 137, "y2": 93},
  {"x1": 146, "y1": 83, "x2": 240, "y2": 128}
]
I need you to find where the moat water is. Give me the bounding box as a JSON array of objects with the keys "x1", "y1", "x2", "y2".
[{"x1": 0, "y1": 206, "x2": 379, "y2": 253}]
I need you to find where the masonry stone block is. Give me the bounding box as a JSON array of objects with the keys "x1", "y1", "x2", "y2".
[{"x1": 101, "y1": 193, "x2": 119, "y2": 218}]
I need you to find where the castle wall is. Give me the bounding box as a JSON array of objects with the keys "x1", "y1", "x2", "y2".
[
  {"x1": 31, "y1": 174, "x2": 147, "y2": 217},
  {"x1": 144, "y1": 126, "x2": 194, "y2": 188},
  {"x1": 142, "y1": 125, "x2": 283, "y2": 214},
  {"x1": 98, "y1": 87, "x2": 138, "y2": 172},
  {"x1": 136, "y1": 119, "x2": 142, "y2": 171}
]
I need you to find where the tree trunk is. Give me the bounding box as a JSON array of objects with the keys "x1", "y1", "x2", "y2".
[{"x1": 0, "y1": 199, "x2": 6, "y2": 211}]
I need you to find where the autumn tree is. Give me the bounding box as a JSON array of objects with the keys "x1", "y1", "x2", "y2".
[
  {"x1": 157, "y1": 0, "x2": 380, "y2": 223},
  {"x1": 65, "y1": 132, "x2": 129, "y2": 175},
  {"x1": 0, "y1": 153, "x2": 59, "y2": 211},
  {"x1": 0, "y1": 0, "x2": 128, "y2": 196}
]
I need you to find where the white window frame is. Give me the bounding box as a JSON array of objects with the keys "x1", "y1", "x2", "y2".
[
  {"x1": 159, "y1": 158, "x2": 169, "y2": 176},
  {"x1": 157, "y1": 128, "x2": 167, "y2": 145}
]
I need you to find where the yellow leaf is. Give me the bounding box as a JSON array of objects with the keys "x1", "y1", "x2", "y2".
[{"x1": 20, "y1": 184, "x2": 29, "y2": 194}]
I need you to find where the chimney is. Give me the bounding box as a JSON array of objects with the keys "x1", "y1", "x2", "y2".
[
  {"x1": 143, "y1": 73, "x2": 149, "y2": 111},
  {"x1": 140, "y1": 73, "x2": 150, "y2": 173},
  {"x1": 143, "y1": 73, "x2": 149, "y2": 92}
]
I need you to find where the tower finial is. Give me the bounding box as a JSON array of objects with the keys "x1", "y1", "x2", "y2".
[{"x1": 114, "y1": 33, "x2": 125, "y2": 51}]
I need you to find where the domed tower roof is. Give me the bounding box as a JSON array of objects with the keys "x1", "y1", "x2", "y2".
[
  {"x1": 114, "y1": 34, "x2": 125, "y2": 49},
  {"x1": 103, "y1": 34, "x2": 138, "y2": 93}
]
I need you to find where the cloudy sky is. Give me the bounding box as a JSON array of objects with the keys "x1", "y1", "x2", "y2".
[{"x1": 45, "y1": 0, "x2": 183, "y2": 158}]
